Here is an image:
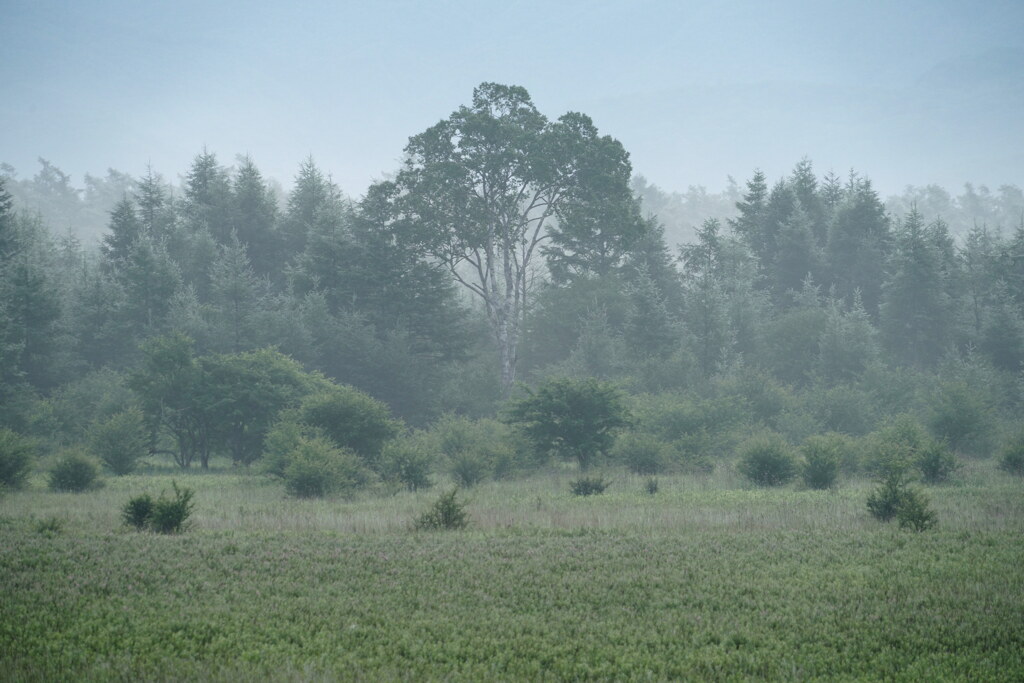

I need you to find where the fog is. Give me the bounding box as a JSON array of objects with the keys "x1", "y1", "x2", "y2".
[{"x1": 2, "y1": 0, "x2": 1022, "y2": 201}]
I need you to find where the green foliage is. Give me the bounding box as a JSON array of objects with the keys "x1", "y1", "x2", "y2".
[
  {"x1": 149, "y1": 482, "x2": 195, "y2": 534},
  {"x1": 915, "y1": 439, "x2": 960, "y2": 484},
  {"x1": 645, "y1": 477, "x2": 659, "y2": 495},
  {"x1": 866, "y1": 470, "x2": 912, "y2": 522},
  {"x1": 0, "y1": 428, "x2": 35, "y2": 490},
  {"x1": 297, "y1": 386, "x2": 400, "y2": 471},
  {"x1": 89, "y1": 407, "x2": 148, "y2": 475},
  {"x1": 998, "y1": 435, "x2": 1024, "y2": 476},
  {"x1": 47, "y1": 451, "x2": 101, "y2": 493},
  {"x1": 283, "y1": 437, "x2": 370, "y2": 499},
  {"x1": 926, "y1": 380, "x2": 994, "y2": 457},
  {"x1": 866, "y1": 467, "x2": 938, "y2": 529},
  {"x1": 380, "y1": 438, "x2": 432, "y2": 492},
  {"x1": 122, "y1": 493, "x2": 155, "y2": 531},
  {"x1": 505, "y1": 377, "x2": 631, "y2": 470},
  {"x1": 612, "y1": 432, "x2": 670, "y2": 475},
  {"x1": 737, "y1": 433, "x2": 796, "y2": 487},
  {"x1": 799, "y1": 435, "x2": 841, "y2": 489},
  {"x1": 570, "y1": 476, "x2": 611, "y2": 496},
  {"x1": 862, "y1": 415, "x2": 928, "y2": 478},
  {"x1": 896, "y1": 488, "x2": 938, "y2": 532},
  {"x1": 427, "y1": 414, "x2": 518, "y2": 485},
  {"x1": 414, "y1": 488, "x2": 469, "y2": 530}
]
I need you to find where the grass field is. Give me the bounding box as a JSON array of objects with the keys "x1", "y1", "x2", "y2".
[{"x1": 2, "y1": 463, "x2": 1023, "y2": 680}]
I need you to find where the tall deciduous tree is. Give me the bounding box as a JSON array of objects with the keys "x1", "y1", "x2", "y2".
[{"x1": 384, "y1": 83, "x2": 640, "y2": 393}]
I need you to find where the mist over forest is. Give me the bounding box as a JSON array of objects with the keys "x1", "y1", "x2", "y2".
[{"x1": 3, "y1": 49, "x2": 1024, "y2": 680}]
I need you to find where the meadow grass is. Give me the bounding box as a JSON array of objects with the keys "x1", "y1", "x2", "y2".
[{"x1": 1, "y1": 461, "x2": 1022, "y2": 680}]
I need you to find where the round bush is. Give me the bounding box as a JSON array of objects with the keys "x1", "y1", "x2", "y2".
[
  {"x1": 998, "y1": 438, "x2": 1024, "y2": 477},
  {"x1": 0, "y1": 428, "x2": 35, "y2": 490},
  {"x1": 799, "y1": 435, "x2": 841, "y2": 490},
  {"x1": 737, "y1": 434, "x2": 796, "y2": 487},
  {"x1": 916, "y1": 439, "x2": 959, "y2": 484},
  {"x1": 283, "y1": 437, "x2": 369, "y2": 498},
  {"x1": 612, "y1": 433, "x2": 669, "y2": 475},
  {"x1": 48, "y1": 452, "x2": 101, "y2": 492}
]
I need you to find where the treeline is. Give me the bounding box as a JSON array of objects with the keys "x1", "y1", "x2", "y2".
[{"x1": 1, "y1": 85, "x2": 1023, "y2": 484}]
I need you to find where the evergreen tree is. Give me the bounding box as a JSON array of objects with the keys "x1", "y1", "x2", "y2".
[
  {"x1": 182, "y1": 149, "x2": 234, "y2": 244},
  {"x1": 232, "y1": 155, "x2": 279, "y2": 277},
  {"x1": 209, "y1": 234, "x2": 264, "y2": 353},
  {"x1": 825, "y1": 174, "x2": 890, "y2": 316},
  {"x1": 282, "y1": 157, "x2": 334, "y2": 257},
  {"x1": 880, "y1": 207, "x2": 952, "y2": 368},
  {"x1": 100, "y1": 196, "x2": 142, "y2": 268}
]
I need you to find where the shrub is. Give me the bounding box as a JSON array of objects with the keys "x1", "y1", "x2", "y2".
[
  {"x1": 896, "y1": 488, "x2": 938, "y2": 531},
  {"x1": 737, "y1": 433, "x2": 796, "y2": 487},
  {"x1": 297, "y1": 387, "x2": 401, "y2": 471},
  {"x1": 149, "y1": 482, "x2": 195, "y2": 534},
  {"x1": 645, "y1": 478, "x2": 659, "y2": 495},
  {"x1": 571, "y1": 476, "x2": 611, "y2": 496},
  {"x1": 926, "y1": 380, "x2": 994, "y2": 457},
  {"x1": 866, "y1": 470, "x2": 910, "y2": 522},
  {"x1": 48, "y1": 451, "x2": 101, "y2": 492},
  {"x1": 866, "y1": 469, "x2": 935, "y2": 530},
  {"x1": 122, "y1": 493, "x2": 155, "y2": 530},
  {"x1": 380, "y1": 438, "x2": 433, "y2": 492},
  {"x1": 429, "y1": 415, "x2": 518, "y2": 484},
  {"x1": 862, "y1": 415, "x2": 927, "y2": 477},
  {"x1": 915, "y1": 439, "x2": 959, "y2": 484},
  {"x1": 612, "y1": 433, "x2": 669, "y2": 475},
  {"x1": 284, "y1": 437, "x2": 369, "y2": 498},
  {"x1": 505, "y1": 377, "x2": 631, "y2": 470},
  {"x1": 0, "y1": 428, "x2": 35, "y2": 490},
  {"x1": 799, "y1": 435, "x2": 841, "y2": 490},
  {"x1": 998, "y1": 436, "x2": 1024, "y2": 476},
  {"x1": 414, "y1": 488, "x2": 469, "y2": 530},
  {"x1": 89, "y1": 407, "x2": 148, "y2": 475}
]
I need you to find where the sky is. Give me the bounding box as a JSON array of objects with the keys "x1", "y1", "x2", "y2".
[{"x1": 2, "y1": 0, "x2": 1022, "y2": 198}]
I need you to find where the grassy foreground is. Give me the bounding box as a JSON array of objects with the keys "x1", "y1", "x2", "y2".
[{"x1": 1, "y1": 466, "x2": 1023, "y2": 680}]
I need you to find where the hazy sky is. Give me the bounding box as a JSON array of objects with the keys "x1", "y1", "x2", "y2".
[{"x1": 2, "y1": 0, "x2": 1022, "y2": 197}]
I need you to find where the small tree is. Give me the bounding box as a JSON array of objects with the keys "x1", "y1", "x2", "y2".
[
  {"x1": 380, "y1": 438, "x2": 433, "y2": 492},
  {"x1": 414, "y1": 488, "x2": 469, "y2": 530},
  {"x1": 149, "y1": 482, "x2": 195, "y2": 534},
  {"x1": 505, "y1": 377, "x2": 631, "y2": 470},
  {"x1": 89, "y1": 408, "x2": 148, "y2": 475},
  {"x1": 915, "y1": 439, "x2": 959, "y2": 484}
]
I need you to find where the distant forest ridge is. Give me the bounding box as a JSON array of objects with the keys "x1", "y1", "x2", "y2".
[{"x1": 2, "y1": 157, "x2": 1021, "y2": 248}]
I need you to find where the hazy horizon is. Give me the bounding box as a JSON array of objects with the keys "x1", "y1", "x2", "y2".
[{"x1": 3, "y1": 0, "x2": 1022, "y2": 197}]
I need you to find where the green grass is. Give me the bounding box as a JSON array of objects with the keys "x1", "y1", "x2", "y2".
[{"x1": 1, "y1": 463, "x2": 1022, "y2": 680}]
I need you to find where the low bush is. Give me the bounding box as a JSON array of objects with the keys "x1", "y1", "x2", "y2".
[
  {"x1": 916, "y1": 439, "x2": 959, "y2": 484},
  {"x1": 866, "y1": 469, "x2": 936, "y2": 530},
  {"x1": 737, "y1": 433, "x2": 796, "y2": 487},
  {"x1": 34, "y1": 516, "x2": 65, "y2": 537},
  {"x1": 799, "y1": 435, "x2": 841, "y2": 490},
  {"x1": 380, "y1": 438, "x2": 432, "y2": 492},
  {"x1": 122, "y1": 493, "x2": 155, "y2": 531},
  {"x1": 283, "y1": 437, "x2": 369, "y2": 498},
  {"x1": 862, "y1": 415, "x2": 928, "y2": 478},
  {"x1": 48, "y1": 452, "x2": 101, "y2": 492},
  {"x1": 414, "y1": 488, "x2": 469, "y2": 530},
  {"x1": 571, "y1": 476, "x2": 611, "y2": 496},
  {"x1": 89, "y1": 408, "x2": 148, "y2": 475},
  {"x1": 0, "y1": 428, "x2": 35, "y2": 490},
  {"x1": 612, "y1": 433, "x2": 669, "y2": 475},
  {"x1": 645, "y1": 478, "x2": 659, "y2": 495},
  {"x1": 896, "y1": 488, "x2": 938, "y2": 532},
  {"x1": 149, "y1": 483, "x2": 195, "y2": 534},
  {"x1": 998, "y1": 436, "x2": 1024, "y2": 476}
]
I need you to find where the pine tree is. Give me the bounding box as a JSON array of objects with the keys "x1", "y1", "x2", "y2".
[{"x1": 231, "y1": 155, "x2": 279, "y2": 277}]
